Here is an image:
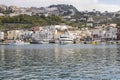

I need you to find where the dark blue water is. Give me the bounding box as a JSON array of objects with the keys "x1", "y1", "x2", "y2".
[{"x1": 0, "y1": 44, "x2": 120, "y2": 80}]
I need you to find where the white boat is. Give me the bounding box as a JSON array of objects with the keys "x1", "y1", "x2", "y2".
[
  {"x1": 100, "y1": 42, "x2": 106, "y2": 45},
  {"x1": 107, "y1": 41, "x2": 117, "y2": 44},
  {"x1": 59, "y1": 34, "x2": 74, "y2": 44},
  {"x1": 38, "y1": 40, "x2": 49, "y2": 44},
  {"x1": 0, "y1": 42, "x2": 9, "y2": 45},
  {"x1": 30, "y1": 39, "x2": 50, "y2": 44},
  {"x1": 9, "y1": 40, "x2": 30, "y2": 45}
]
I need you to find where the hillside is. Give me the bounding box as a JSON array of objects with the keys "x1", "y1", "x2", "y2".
[
  {"x1": 48, "y1": 4, "x2": 78, "y2": 16},
  {"x1": 0, "y1": 15, "x2": 64, "y2": 29}
]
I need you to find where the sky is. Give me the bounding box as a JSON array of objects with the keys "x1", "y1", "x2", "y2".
[{"x1": 0, "y1": 0, "x2": 120, "y2": 12}]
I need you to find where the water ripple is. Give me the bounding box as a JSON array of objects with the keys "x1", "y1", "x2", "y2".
[{"x1": 0, "y1": 44, "x2": 120, "y2": 80}]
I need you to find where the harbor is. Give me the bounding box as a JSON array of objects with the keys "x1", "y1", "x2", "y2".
[
  {"x1": 0, "y1": 44, "x2": 120, "y2": 79},
  {"x1": 0, "y1": 24, "x2": 120, "y2": 45},
  {"x1": 1, "y1": 1, "x2": 120, "y2": 80}
]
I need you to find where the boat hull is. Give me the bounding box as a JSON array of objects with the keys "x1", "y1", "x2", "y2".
[
  {"x1": 60, "y1": 40, "x2": 73, "y2": 44},
  {"x1": 9, "y1": 43, "x2": 30, "y2": 45}
]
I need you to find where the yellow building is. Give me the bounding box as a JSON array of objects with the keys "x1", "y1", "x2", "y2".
[{"x1": 7, "y1": 30, "x2": 23, "y2": 40}]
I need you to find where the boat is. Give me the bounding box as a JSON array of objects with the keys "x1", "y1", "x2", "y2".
[
  {"x1": 0, "y1": 42, "x2": 9, "y2": 45},
  {"x1": 30, "y1": 39, "x2": 49, "y2": 44},
  {"x1": 30, "y1": 41, "x2": 39, "y2": 44},
  {"x1": 116, "y1": 41, "x2": 120, "y2": 44},
  {"x1": 100, "y1": 42, "x2": 106, "y2": 45},
  {"x1": 90, "y1": 41, "x2": 99, "y2": 45},
  {"x1": 107, "y1": 41, "x2": 117, "y2": 44},
  {"x1": 90, "y1": 40, "x2": 101, "y2": 45},
  {"x1": 59, "y1": 34, "x2": 74, "y2": 44},
  {"x1": 38, "y1": 39, "x2": 49, "y2": 44},
  {"x1": 9, "y1": 40, "x2": 30, "y2": 45}
]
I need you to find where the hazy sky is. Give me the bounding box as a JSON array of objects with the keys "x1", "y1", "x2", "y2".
[{"x1": 0, "y1": 0, "x2": 120, "y2": 12}]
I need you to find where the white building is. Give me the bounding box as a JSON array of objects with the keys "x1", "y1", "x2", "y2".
[
  {"x1": 86, "y1": 22, "x2": 94, "y2": 27},
  {"x1": 0, "y1": 13, "x2": 4, "y2": 16},
  {"x1": 91, "y1": 28, "x2": 105, "y2": 41},
  {"x1": 21, "y1": 31, "x2": 33, "y2": 40},
  {"x1": 9, "y1": 12, "x2": 32, "y2": 17},
  {"x1": 86, "y1": 17, "x2": 94, "y2": 27},
  {"x1": 110, "y1": 23, "x2": 117, "y2": 27},
  {"x1": 87, "y1": 17, "x2": 94, "y2": 22},
  {"x1": 0, "y1": 31, "x2": 4, "y2": 40},
  {"x1": 32, "y1": 29, "x2": 54, "y2": 41},
  {"x1": 54, "y1": 25, "x2": 68, "y2": 31},
  {"x1": 104, "y1": 27, "x2": 117, "y2": 40},
  {"x1": 91, "y1": 26, "x2": 117, "y2": 41},
  {"x1": 81, "y1": 28, "x2": 92, "y2": 37}
]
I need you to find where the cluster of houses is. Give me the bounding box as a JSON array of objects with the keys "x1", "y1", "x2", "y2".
[
  {"x1": 0, "y1": 25, "x2": 70, "y2": 43},
  {"x1": 79, "y1": 24, "x2": 120, "y2": 43},
  {"x1": 0, "y1": 4, "x2": 71, "y2": 17},
  {"x1": 0, "y1": 24, "x2": 120, "y2": 44},
  {"x1": 1, "y1": 4, "x2": 120, "y2": 30},
  {"x1": 2, "y1": 4, "x2": 120, "y2": 23}
]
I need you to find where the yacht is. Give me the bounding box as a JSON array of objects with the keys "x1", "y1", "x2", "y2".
[{"x1": 59, "y1": 34, "x2": 74, "y2": 44}]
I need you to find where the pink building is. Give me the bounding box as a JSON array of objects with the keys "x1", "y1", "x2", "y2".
[{"x1": 32, "y1": 26, "x2": 43, "y2": 31}]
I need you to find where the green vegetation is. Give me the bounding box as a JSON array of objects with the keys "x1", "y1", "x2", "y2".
[
  {"x1": 64, "y1": 21, "x2": 84, "y2": 28},
  {"x1": 0, "y1": 14, "x2": 95, "y2": 30},
  {"x1": 0, "y1": 15, "x2": 64, "y2": 30}
]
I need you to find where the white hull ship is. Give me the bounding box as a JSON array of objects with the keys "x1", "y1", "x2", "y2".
[{"x1": 59, "y1": 34, "x2": 74, "y2": 44}]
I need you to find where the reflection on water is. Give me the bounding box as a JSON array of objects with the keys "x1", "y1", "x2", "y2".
[{"x1": 0, "y1": 44, "x2": 120, "y2": 80}]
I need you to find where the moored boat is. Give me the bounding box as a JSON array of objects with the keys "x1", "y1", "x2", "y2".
[
  {"x1": 38, "y1": 40, "x2": 49, "y2": 44},
  {"x1": 0, "y1": 42, "x2": 9, "y2": 45},
  {"x1": 9, "y1": 40, "x2": 30, "y2": 45},
  {"x1": 59, "y1": 34, "x2": 74, "y2": 44}
]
